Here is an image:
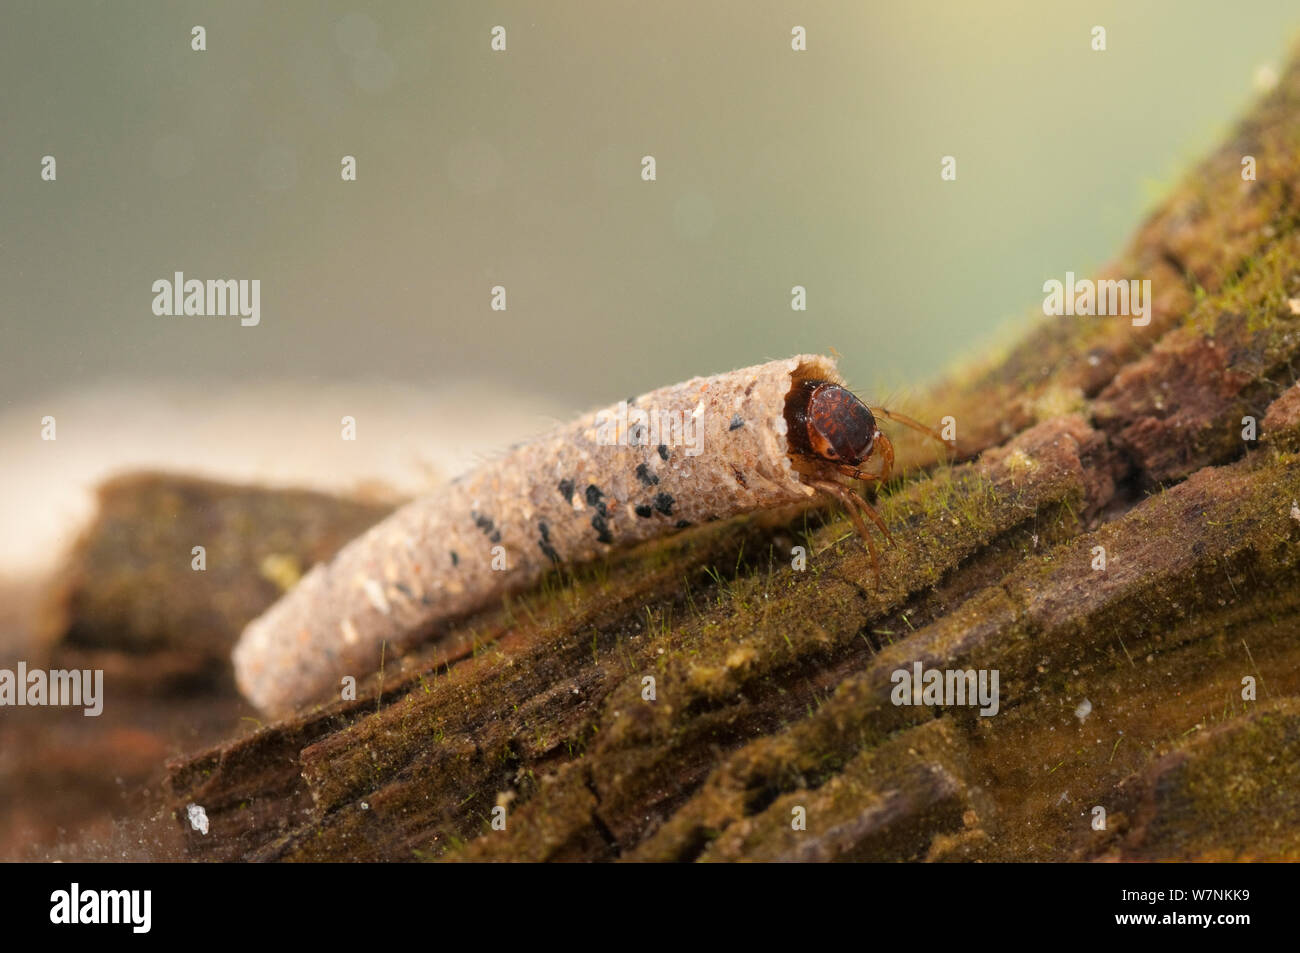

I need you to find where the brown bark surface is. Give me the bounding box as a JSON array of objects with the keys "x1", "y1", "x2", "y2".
[{"x1": 12, "y1": 49, "x2": 1300, "y2": 862}]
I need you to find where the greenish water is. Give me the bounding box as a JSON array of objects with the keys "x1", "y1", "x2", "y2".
[{"x1": 2, "y1": 0, "x2": 1297, "y2": 408}]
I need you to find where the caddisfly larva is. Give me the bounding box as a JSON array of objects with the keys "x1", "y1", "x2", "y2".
[{"x1": 232, "y1": 354, "x2": 952, "y2": 715}]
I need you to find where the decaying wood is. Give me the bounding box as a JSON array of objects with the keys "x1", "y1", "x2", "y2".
[
  {"x1": 40, "y1": 48, "x2": 1300, "y2": 861},
  {"x1": 41, "y1": 472, "x2": 396, "y2": 689},
  {"x1": 0, "y1": 475, "x2": 397, "y2": 860}
]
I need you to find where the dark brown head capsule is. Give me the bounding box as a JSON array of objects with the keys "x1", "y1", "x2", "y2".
[
  {"x1": 784, "y1": 378, "x2": 879, "y2": 467},
  {"x1": 782, "y1": 376, "x2": 954, "y2": 588}
]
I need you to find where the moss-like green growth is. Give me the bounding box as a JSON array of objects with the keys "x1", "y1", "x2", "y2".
[{"x1": 161, "y1": 44, "x2": 1300, "y2": 862}]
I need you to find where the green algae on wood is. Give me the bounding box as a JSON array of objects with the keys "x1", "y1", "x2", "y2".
[{"x1": 160, "y1": 44, "x2": 1300, "y2": 862}]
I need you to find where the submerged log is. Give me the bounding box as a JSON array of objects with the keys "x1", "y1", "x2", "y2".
[
  {"x1": 160, "y1": 50, "x2": 1300, "y2": 861},
  {"x1": 0, "y1": 475, "x2": 397, "y2": 860},
  {"x1": 40, "y1": 472, "x2": 396, "y2": 690}
]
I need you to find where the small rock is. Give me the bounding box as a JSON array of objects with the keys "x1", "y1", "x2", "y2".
[{"x1": 186, "y1": 803, "x2": 209, "y2": 835}]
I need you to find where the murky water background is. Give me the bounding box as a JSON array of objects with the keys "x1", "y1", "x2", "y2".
[{"x1": 2, "y1": 1, "x2": 1297, "y2": 615}]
